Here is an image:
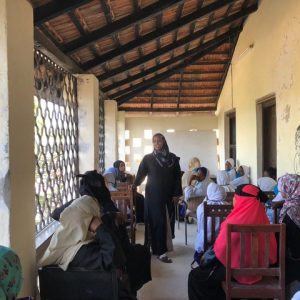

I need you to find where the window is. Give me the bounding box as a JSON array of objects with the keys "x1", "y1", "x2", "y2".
[{"x1": 34, "y1": 50, "x2": 79, "y2": 233}]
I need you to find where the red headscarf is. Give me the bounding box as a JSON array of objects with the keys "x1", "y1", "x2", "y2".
[{"x1": 214, "y1": 184, "x2": 277, "y2": 284}]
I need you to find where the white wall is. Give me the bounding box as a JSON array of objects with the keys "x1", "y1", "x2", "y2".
[
  {"x1": 217, "y1": 0, "x2": 300, "y2": 182},
  {"x1": 125, "y1": 113, "x2": 218, "y2": 175}
]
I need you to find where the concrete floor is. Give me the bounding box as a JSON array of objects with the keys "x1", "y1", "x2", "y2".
[{"x1": 136, "y1": 222, "x2": 197, "y2": 300}]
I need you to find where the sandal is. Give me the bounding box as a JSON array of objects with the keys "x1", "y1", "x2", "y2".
[{"x1": 157, "y1": 255, "x2": 173, "y2": 263}]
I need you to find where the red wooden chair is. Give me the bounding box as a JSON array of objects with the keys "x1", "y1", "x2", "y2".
[{"x1": 222, "y1": 224, "x2": 286, "y2": 300}]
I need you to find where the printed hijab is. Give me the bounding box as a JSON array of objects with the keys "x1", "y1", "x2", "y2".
[
  {"x1": 152, "y1": 133, "x2": 176, "y2": 168},
  {"x1": 214, "y1": 184, "x2": 277, "y2": 284},
  {"x1": 278, "y1": 174, "x2": 300, "y2": 227},
  {"x1": 0, "y1": 246, "x2": 22, "y2": 300}
]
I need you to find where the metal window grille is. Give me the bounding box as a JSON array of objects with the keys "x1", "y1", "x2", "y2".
[
  {"x1": 34, "y1": 50, "x2": 79, "y2": 233},
  {"x1": 99, "y1": 91, "x2": 105, "y2": 172}
]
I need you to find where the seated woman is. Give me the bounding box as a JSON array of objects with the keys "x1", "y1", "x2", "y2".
[
  {"x1": 184, "y1": 167, "x2": 211, "y2": 201},
  {"x1": 188, "y1": 184, "x2": 277, "y2": 300},
  {"x1": 225, "y1": 158, "x2": 236, "y2": 181},
  {"x1": 257, "y1": 167, "x2": 277, "y2": 191},
  {"x1": 194, "y1": 183, "x2": 227, "y2": 257},
  {"x1": 230, "y1": 165, "x2": 250, "y2": 189},
  {"x1": 0, "y1": 246, "x2": 22, "y2": 300},
  {"x1": 39, "y1": 170, "x2": 151, "y2": 297},
  {"x1": 182, "y1": 157, "x2": 201, "y2": 191},
  {"x1": 104, "y1": 160, "x2": 145, "y2": 223},
  {"x1": 278, "y1": 174, "x2": 300, "y2": 284},
  {"x1": 216, "y1": 170, "x2": 235, "y2": 192}
]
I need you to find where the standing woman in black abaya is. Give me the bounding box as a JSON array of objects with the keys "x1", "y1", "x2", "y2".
[{"x1": 133, "y1": 133, "x2": 182, "y2": 263}]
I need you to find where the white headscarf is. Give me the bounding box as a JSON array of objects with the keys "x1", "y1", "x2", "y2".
[
  {"x1": 257, "y1": 177, "x2": 277, "y2": 192},
  {"x1": 225, "y1": 158, "x2": 235, "y2": 168},
  {"x1": 195, "y1": 182, "x2": 226, "y2": 253},
  {"x1": 206, "y1": 182, "x2": 226, "y2": 202}
]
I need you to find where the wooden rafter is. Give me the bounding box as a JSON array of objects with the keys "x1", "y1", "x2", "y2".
[
  {"x1": 61, "y1": 0, "x2": 186, "y2": 54},
  {"x1": 118, "y1": 107, "x2": 215, "y2": 112},
  {"x1": 114, "y1": 29, "x2": 241, "y2": 105},
  {"x1": 79, "y1": 0, "x2": 233, "y2": 65},
  {"x1": 34, "y1": 0, "x2": 92, "y2": 25},
  {"x1": 106, "y1": 28, "x2": 240, "y2": 96},
  {"x1": 96, "y1": 4, "x2": 256, "y2": 80},
  {"x1": 81, "y1": 0, "x2": 243, "y2": 69}
]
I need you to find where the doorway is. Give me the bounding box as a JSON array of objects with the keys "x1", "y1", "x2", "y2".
[
  {"x1": 225, "y1": 110, "x2": 236, "y2": 164},
  {"x1": 257, "y1": 95, "x2": 277, "y2": 177}
]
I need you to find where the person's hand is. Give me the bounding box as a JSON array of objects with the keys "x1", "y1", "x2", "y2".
[
  {"x1": 172, "y1": 196, "x2": 180, "y2": 205},
  {"x1": 89, "y1": 216, "x2": 102, "y2": 233},
  {"x1": 115, "y1": 212, "x2": 125, "y2": 225},
  {"x1": 189, "y1": 174, "x2": 198, "y2": 185}
]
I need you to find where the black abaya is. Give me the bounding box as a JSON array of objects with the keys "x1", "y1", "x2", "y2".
[{"x1": 134, "y1": 153, "x2": 182, "y2": 255}]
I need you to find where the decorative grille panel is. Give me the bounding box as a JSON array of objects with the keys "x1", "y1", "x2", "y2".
[
  {"x1": 34, "y1": 50, "x2": 79, "y2": 233},
  {"x1": 99, "y1": 91, "x2": 105, "y2": 172}
]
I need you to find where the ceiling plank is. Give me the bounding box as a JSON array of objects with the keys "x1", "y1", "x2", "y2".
[
  {"x1": 135, "y1": 95, "x2": 219, "y2": 98},
  {"x1": 61, "y1": 0, "x2": 186, "y2": 54},
  {"x1": 118, "y1": 107, "x2": 215, "y2": 112},
  {"x1": 108, "y1": 28, "x2": 240, "y2": 99},
  {"x1": 77, "y1": 0, "x2": 233, "y2": 62},
  {"x1": 101, "y1": 27, "x2": 239, "y2": 88},
  {"x1": 96, "y1": 3, "x2": 257, "y2": 79},
  {"x1": 114, "y1": 29, "x2": 241, "y2": 104},
  {"x1": 34, "y1": 0, "x2": 92, "y2": 26}
]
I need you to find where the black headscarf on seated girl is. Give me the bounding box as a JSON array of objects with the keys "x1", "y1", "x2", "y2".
[
  {"x1": 113, "y1": 160, "x2": 127, "y2": 182},
  {"x1": 51, "y1": 170, "x2": 118, "y2": 221},
  {"x1": 235, "y1": 184, "x2": 268, "y2": 203},
  {"x1": 78, "y1": 170, "x2": 118, "y2": 213},
  {"x1": 152, "y1": 133, "x2": 176, "y2": 168}
]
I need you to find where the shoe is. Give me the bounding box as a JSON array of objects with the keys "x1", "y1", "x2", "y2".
[{"x1": 157, "y1": 255, "x2": 173, "y2": 263}]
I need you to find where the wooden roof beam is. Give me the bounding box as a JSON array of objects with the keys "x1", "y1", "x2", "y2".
[
  {"x1": 118, "y1": 107, "x2": 215, "y2": 112},
  {"x1": 97, "y1": 3, "x2": 257, "y2": 80},
  {"x1": 101, "y1": 34, "x2": 235, "y2": 93},
  {"x1": 34, "y1": 0, "x2": 92, "y2": 26},
  {"x1": 114, "y1": 29, "x2": 241, "y2": 105},
  {"x1": 81, "y1": 0, "x2": 234, "y2": 65},
  {"x1": 61, "y1": 0, "x2": 185, "y2": 54},
  {"x1": 134, "y1": 95, "x2": 219, "y2": 98}
]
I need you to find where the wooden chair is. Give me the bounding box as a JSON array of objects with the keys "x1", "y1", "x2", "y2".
[
  {"x1": 272, "y1": 200, "x2": 284, "y2": 224},
  {"x1": 110, "y1": 190, "x2": 135, "y2": 244},
  {"x1": 184, "y1": 196, "x2": 205, "y2": 245},
  {"x1": 116, "y1": 182, "x2": 130, "y2": 191},
  {"x1": 203, "y1": 202, "x2": 233, "y2": 251},
  {"x1": 222, "y1": 224, "x2": 286, "y2": 300}
]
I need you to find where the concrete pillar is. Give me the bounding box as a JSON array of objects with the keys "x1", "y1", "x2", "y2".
[
  {"x1": 105, "y1": 100, "x2": 118, "y2": 168},
  {"x1": 118, "y1": 111, "x2": 126, "y2": 162},
  {"x1": 0, "y1": 0, "x2": 35, "y2": 297},
  {"x1": 77, "y1": 75, "x2": 100, "y2": 173}
]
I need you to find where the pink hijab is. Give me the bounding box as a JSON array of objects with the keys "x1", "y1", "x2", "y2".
[{"x1": 214, "y1": 184, "x2": 277, "y2": 284}]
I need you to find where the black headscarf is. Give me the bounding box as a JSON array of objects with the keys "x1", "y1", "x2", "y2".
[
  {"x1": 152, "y1": 133, "x2": 176, "y2": 168},
  {"x1": 78, "y1": 170, "x2": 118, "y2": 212},
  {"x1": 113, "y1": 160, "x2": 125, "y2": 170}
]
